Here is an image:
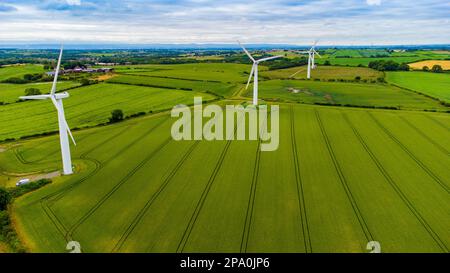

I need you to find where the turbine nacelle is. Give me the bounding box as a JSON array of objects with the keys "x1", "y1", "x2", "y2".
[{"x1": 238, "y1": 41, "x2": 283, "y2": 105}]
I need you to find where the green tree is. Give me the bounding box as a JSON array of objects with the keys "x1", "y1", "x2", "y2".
[
  {"x1": 109, "y1": 109, "x2": 124, "y2": 123},
  {"x1": 324, "y1": 60, "x2": 331, "y2": 66},
  {"x1": 0, "y1": 187, "x2": 11, "y2": 210},
  {"x1": 80, "y1": 78, "x2": 91, "y2": 86},
  {"x1": 24, "y1": 88, "x2": 41, "y2": 96},
  {"x1": 431, "y1": 65, "x2": 443, "y2": 73}
]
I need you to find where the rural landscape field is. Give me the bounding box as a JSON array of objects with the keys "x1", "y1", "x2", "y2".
[
  {"x1": 0, "y1": 46, "x2": 449, "y2": 254},
  {"x1": 0, "y1": 0, "x2": 449, "y2": 258}
]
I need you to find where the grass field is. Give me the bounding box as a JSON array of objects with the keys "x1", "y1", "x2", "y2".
[
  {"x1": 261, "y1": 66, "x2": 383, "y2": 81},
  {"x1": 0, "y1": 65, "x2": 45, "y2": 81},
  {"x1": 408, "y1": 60, "x2": 450, "y2": 70},
  {"x1": 3, "y1": 103, "x2": 449, "y2": 253},
  {"x1": 114, "y1": 63, "x2": 253, "y2": 83},
  {"x1": 386, "y1": 72, "x2": 450, "y2": 103},
  {"x1": 107, "y1": 74, "x2": 240, "y2": 97},
  {"x1": 244, "y1": 79, "x2": 447, "y2": 111},
  {"x1": 0, "y1": 60, "x2": 449, "y2": 253},
  {"x1": 316, "y1": 56, "x2": 426, "y2": 67},
  {"x1": 0, "y1": 82, "x2": 81, "y2": 104},
  {"x1": 0, "y1": 83, "x2": 216, "y2": 141}
]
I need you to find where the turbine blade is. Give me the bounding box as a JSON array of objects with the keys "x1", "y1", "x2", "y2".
[
  {"x1": 19, "y1": 94, "x2": 52, "y2": 100},
  {"x1": 64, "y1": 118, "x2": 76, "y2": 146},
  {"x1": 246, "y1": 64, "x2": 255, "y2": 90},
  {"x1": 237, "y1": 40, "x2": 255, "y2": 62},
  {"x1": 313, "y1": 49, "x2": 322, "y2": 58},
  {"x1": 50, "y1": 45, "x2": 64, "y2": 95},
  {"x1": 257, "y1": 55, "x2": 283, "y2": 63},
  {"x1": 50, "y1": 95, "x2": 58, "y2": 109}
]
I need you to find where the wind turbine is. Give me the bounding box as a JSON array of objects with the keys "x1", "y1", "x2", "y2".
[
  {"x1": 238, "y1": 41, "x2": 283, "y2": 105},
  {"x1": 298, "y1": 41, "x2": 321, "y2": 79},
  {"x1": 19, "y1": 45, "x2": 76, "y2": 175}
]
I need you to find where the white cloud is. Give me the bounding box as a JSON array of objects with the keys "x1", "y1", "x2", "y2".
[
  {"x1": 66, "y1": 0, "x2": 81, "y2": 6},
  {"x1": 0, "y1": 0, "x2": 449, "y2": 45},
  {"x1": 366, "y1": 0, "x2": 381, "y2": 6}
]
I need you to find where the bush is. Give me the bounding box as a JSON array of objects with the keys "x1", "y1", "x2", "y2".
[
  {"x1": 0, "y1": 187, "x2": 11, "y2": 211},
  {"x1": 355, "y1": 76, "x2": 361, "y2": 81},
  {"x1": 109, "y1": 109, "x2": 124, "y2": 123},
  {"x1": 324, "y1": 60, "x2": 331, "y2": 66},
  {"x1": 431, "y1": 65, "x2": 443, "y2": 73},
  {"x1": 9, "y1": 179, "x2": 52, "y2": 198},
  {"x1": 422, "y1": 66, "x2": 429, "y2": 71},
  {"x1": 24, "y1": 88, "x2": 41, "y2": 96}
]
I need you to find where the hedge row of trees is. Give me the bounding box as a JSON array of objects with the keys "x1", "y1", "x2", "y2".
[
  {"x1": 422, "y1": 65, "x2": 444, "y2": 73},
  {"x1": 368, "y1": 60, "x2": 410, "y2": 71},
  {"x1": 0, "y1": 179, "x2": 52, "y2": 252}
]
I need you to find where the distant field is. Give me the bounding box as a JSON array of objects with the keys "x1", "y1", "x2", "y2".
[
  {"x1": 0, "y1": 64, "x2": 45, "y2": 81},
  {"x1": 0, "y1": 83, "x2": 215, "y2": 141},
  {"x1": 386, "y1": 72, "x2": 450, "y2": 103},
  {"x1": 261, "y1": 66, "x2": 383, "y2": 81},
  {"x1": 246, "y1": 79, "x2": 447, "y2": 110},
  {"x1": 408, "y1": 60, "x2": 450, "y2": 70},
  {"x1": 107, "y1": 74, "x2": 240, "y2": 97},
  {"x1": 269, "y1": 50, "x2": 301, "y2": 59},
  {"x1": 316, "y1": 56, "x2": 426, "y2": 67},
  {"x1": 115, "y1": 63, "x2": 253, "y2": 83},
  {"x1": 4, "y1": 103, "x2": 449, "y2": 252},
  {"x1": 0, "y1": 82, "x2": 80, "y2": 103}
]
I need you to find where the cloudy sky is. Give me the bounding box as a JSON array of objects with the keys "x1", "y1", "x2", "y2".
[{"x1": 0, "y1": 0, "x2": 449, "y2": 45}]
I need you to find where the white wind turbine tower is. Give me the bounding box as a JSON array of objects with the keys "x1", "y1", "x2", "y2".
[
  {"x1": 298, "y1": 41, "x2": 321, "y2": 79},
  {"x1": 19, "y1": 45, "x2": 76, "y2": 175},
  {"x1": 238, "y1": 41, "x2": 283, "y2": 105}
]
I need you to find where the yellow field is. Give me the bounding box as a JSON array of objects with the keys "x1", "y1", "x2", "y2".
[{"x1": 409, "y1": 60, "x2": 450, "y2": 70}]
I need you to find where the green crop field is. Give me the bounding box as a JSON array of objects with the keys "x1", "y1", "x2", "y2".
[
  {"x1": 0, "y1": 83, "x2": 216, "y2": 141},
  {"x1": 261, "y1": 66, "x2": 383, "y2": 81},
  {"x1": 0, "y1": 82, "x2": 81, "y2": 104},
  {"x1": 244, "y1": 79, "x2": 447, "y2": 111},
  {"x1": 107, "y1": 74, "x2": 240, "y2": 97},
  {"x1": 0, "y1": 65, "x2": 45, "y2": 81},
  {"x1": 314, "y1": 49, "x2": 450, "y2": 67},
  {"x1": 386, "y1": 72, "x2": 450, "y2": 103},
  {"x1": 2, "y1": 103, "x2": 448, "y2": 253},
  {"x1": 0, "y1": 60, "x2": 449, "y2": 254},
  {"x1": 114, "y1": 63, "x2": 253, "y2": 83}
]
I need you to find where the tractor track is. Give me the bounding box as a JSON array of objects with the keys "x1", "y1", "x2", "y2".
[
  {"x1": 176, "y1": 116, "x2": 243, "y2": 253},
  {"x1": 315, "y1": 109, "x2": 374, "y2": 243},
  {"x1": 47, "y1": 118, "x2": 168, "y2": 205},
  {"x1": 66, "y1": 136, "x2": 173, "y2": 239},
  {"x1": 112, "y1": 140, "x2": 200, "y2": 252},
  {"x1": 342, "y1": 113, "x2": 449, "y2": 252},
  {"x1": 240, "y1": 141, "x2": 263, "y2": 252},
  {"x1": 424, "y1": 115, "x2": 450, "y2": 132},
  {"x1": 37, "y1": 117, "x2": 168, "y2": 241},
  {"x1": 399, "y1": 115, "x2": 450, "y2": 156},
  {"x1": 291, "y1": 106, "x2": 312, "y2": 253},
  {"x1": 368, "y1": 112, "x2": 450, "y2": 193}
]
